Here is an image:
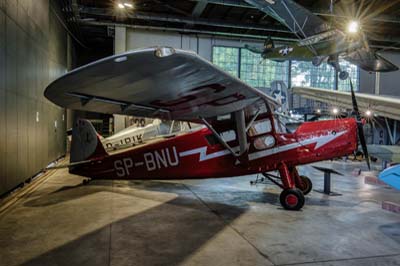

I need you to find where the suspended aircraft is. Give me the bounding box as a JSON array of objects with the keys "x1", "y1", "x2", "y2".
[
  {"x1": 45, "y1": 47, "x2": 369, "y2": 210},
  {"x1": 243, "y1": 0, "x2": 399, "y2": 80}
]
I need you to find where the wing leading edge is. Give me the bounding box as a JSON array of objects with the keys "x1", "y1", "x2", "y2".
[
  {"x1": 45, "y1": 47, "x2": 278, "y2": 122},
  {"x1": 292, "y1": 86, "x2": 400, "y2": 121},
  {"x1": 343, "y1": 49, "x2": 399, "y2": 72}
]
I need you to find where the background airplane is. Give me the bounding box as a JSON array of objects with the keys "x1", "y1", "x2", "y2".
[
  {"x1": 243, "y1": 0, "x2": 399, "y2": 80},
  {"x1": 101, "y1": 119, "x2": 200, "y2": 151}
]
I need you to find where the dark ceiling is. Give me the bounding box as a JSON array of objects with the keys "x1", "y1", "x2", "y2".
[{"x1": 58, "y1": 0, "x2": 400, "y2": 50}]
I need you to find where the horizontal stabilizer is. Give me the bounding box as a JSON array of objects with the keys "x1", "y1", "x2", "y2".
[
  {"x1": 45, "y1": 159, "x2": 94, "y2": 170},
  {"x1": 343, "y1": 49, "x2": 399, "y2": 72}
]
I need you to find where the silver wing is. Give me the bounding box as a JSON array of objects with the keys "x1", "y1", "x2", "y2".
[
  {"x1": 292, "y1": 86, "x2": 400, "y2": 121},
  {"x1": 343, "y1": 49, "x2": 399, "y2": 72},
  {"x1": 45, "y1": 47, "x2": 278, "y2": 122}
]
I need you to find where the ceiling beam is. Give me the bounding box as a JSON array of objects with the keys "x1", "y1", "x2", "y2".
[
  {"x1": 79, "y1": 6, "x2": 400, "y2": 44},
  {"x1": 192, "y1": 0, "x2": 208, "y2": 17},
  {"x1": 80, "y1": 20, "x2": 400, "y2": 50},
  {"x1": 81, "y1": 20, "x2": 296, "y2": 42},
  {"x1": 80, "y1": 7, "x2": 291, "y2": 33},
  {"x1": 189, "y1": 0, "x2": 400, "y2": 24}
]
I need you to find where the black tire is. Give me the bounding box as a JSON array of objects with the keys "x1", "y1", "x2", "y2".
[
  {"x1": 280, "y1": 188, "x2": 305, "y2": 211},
  {"x1": 299, "y1": 175, "x2": 313, "y2": 195},
  {"x1": 339, "y1": 71, "x2": 349, "y2": 80}
]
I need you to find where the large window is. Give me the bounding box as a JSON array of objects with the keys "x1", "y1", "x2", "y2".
[
  {"x1": 212, "y1": 45, "x2": 359, "y2": 92},
  {"x1": 212, "y1": 46, "x2": 239, "y2": 77},
  {"x1": 291, "y1": 61, "x2": 335, "y2": 89},
  {"x1": 240, "y1": 49, "x2": 289, "y2": 88}
]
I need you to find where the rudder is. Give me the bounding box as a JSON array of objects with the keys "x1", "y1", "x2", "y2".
[{"x1": 70, "y1": 119, "x2": 108, "y2": 163}]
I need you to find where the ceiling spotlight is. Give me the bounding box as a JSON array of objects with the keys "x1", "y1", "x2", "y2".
[
  {"x1": 365, "y1": 110, "x2": 372, "y2": 117},
  {"x1": 316, "y1": 109, "x2": 321, "y2": 114},
  {"x1": 124, "y1": 3, "x2": 134, "y2": 8},
  {"x1": 347, "y1": 20, "x2": 359, "y2": 34},
  {"x1": 117, "y1": 3, "x2": 125, "y2": 9},
  {"x1": 332, "y1": 108, "x2": 339, "y2": 115}
]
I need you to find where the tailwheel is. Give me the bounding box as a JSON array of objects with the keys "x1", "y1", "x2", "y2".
[
  {"x1": 280, "y1": 188, "x2": 305, "y2": 211},
  {"x1": 339, "y1": 71, "x2": 349, "y2": 80},
  {"x1": 299, "y1": 175, "x2": 313, "y2": 195}
]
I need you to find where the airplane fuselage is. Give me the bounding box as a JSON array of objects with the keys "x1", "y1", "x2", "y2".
[
  {"x1": 71, "y1": 118, "x2": 357, "y2": 180},
  {"x1": 263, "y1": 34, "x2": 363, "y2": 62}
]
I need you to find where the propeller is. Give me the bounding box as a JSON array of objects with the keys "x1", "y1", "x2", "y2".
[{"x1": 349, "y1": 79, "x2": 371, "y2": 170}]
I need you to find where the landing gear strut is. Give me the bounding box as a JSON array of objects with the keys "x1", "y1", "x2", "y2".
[
  {"x1": 328, "y1": 56, "x2": 349, "y2": 81},
  {"x1": 278, "y1": 163, "x2": 306, "y2": 211},
  {"x1": 251, "y1": 163, "x2": 312, "y2": 210}
]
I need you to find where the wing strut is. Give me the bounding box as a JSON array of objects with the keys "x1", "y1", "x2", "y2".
[
  {"x1": 200, "y1": 117, "x2": 241, "y2": 158},
  {"x1": 235, "y1": 110, "x2": 248, "y2": 157}
]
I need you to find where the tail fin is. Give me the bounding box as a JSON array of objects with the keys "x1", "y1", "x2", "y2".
[
  {"x1": 264, "y1": 37, "x2": 274, "y2": 49},
  {"x1": 70, "y1": 119, "x2": 108, "y2": 163}
]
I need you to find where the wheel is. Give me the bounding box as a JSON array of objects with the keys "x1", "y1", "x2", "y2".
[
  {"x1": 355, "y1": 151, "x2": 364, "y2": 161},
  {"x1": 339, "y1": 71, "x2": 349, "y2": 80},
  {"x1": 312, "y1": 56, "x2": 323, "y2": 67},
  {"x1": 279, "y1": 188, "x2": 305, "y2": 211},
  {"x1": 299, "y1": 175, "x2": 313, "y2": 195}
]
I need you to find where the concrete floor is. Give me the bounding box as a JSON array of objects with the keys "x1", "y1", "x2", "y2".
[{"x1": 0, "y1": 160, "x2": 399, "y2": 266}]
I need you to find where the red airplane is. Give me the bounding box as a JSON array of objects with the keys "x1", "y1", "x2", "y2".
[{"x1": 45, "y1": 47, "x2": 363, "y2": 210}]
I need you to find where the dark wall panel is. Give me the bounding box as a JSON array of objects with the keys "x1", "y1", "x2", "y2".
[{"x1": 0, "y1": 0, "x2": 68, "y2": 195}]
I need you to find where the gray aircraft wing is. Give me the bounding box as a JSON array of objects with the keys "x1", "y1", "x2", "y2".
[
  {"x1": 367, "y1": 145, "x2": 400, "y2": 163},
  {"x1": 292, "y1": 86, "x2": 400, "y2": 121},
  {"x1": 343, "y1": 49, "x2": 399, "y2": 72},
  {"x1": 45, "y1": 47, "x2": 278, "y2": 122},
  {"x1": 244, "y1": 0, "x2": 331, "y2": 38}
]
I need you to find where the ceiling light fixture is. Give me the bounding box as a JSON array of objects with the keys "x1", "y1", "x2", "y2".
[
  {"x1": 124, "y1": 3, "x2": 134, "y2": 8},
  {"x1": 347, "y1": 20, "x2": 359, "y2": 34}
]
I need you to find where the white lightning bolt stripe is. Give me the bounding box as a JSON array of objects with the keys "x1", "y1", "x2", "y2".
[
  {"x1": 179, "y1": 130, "x2": 347, "y2": 162},
  {"x1": 179, "y1": 146, "x2": 240, "y2": 162},
  {"x1": 248, "y1": 130, "x2": 347, "y2": 161}
]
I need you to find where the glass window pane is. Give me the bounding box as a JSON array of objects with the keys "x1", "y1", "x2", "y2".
[
  {"x1": 212, "y1": 46, "x2": 239, "y2": 77},
  {"x1": 291, "y1": 61, "x2": 335, "y2": 89},
  {"x1": 240, "y1": 49, "x2": 289, "y2": 89},
  {"x1": 248, "y1": 119, "x2": 272, "y2": 136},
  {"x1": 254, "y1": 135, "x2": 276, "y2": 150}
]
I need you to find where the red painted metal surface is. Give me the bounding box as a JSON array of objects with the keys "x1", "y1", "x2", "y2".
[{"x1": 70, "y1": 118, "x2": 358, "y2": 181}]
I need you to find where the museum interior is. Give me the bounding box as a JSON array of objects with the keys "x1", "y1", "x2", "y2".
[{"x1": 1, "y1": 0, "x2": 400, "y2": 265}]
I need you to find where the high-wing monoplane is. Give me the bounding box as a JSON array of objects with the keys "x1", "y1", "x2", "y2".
[
  {"x1": 44, "y1": 47, "x2": 365, "y2": 210},
  {"x1": 243, "y1": 0, "x2": 399, "y2": 80}
]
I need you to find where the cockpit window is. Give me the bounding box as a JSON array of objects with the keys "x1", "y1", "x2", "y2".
[
  {"x1": 253, "y1": 135, "x2": 276, "y2": 150},
  {"x1": 248, "y1": 119, "x2": 272, "y2": 137}
]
